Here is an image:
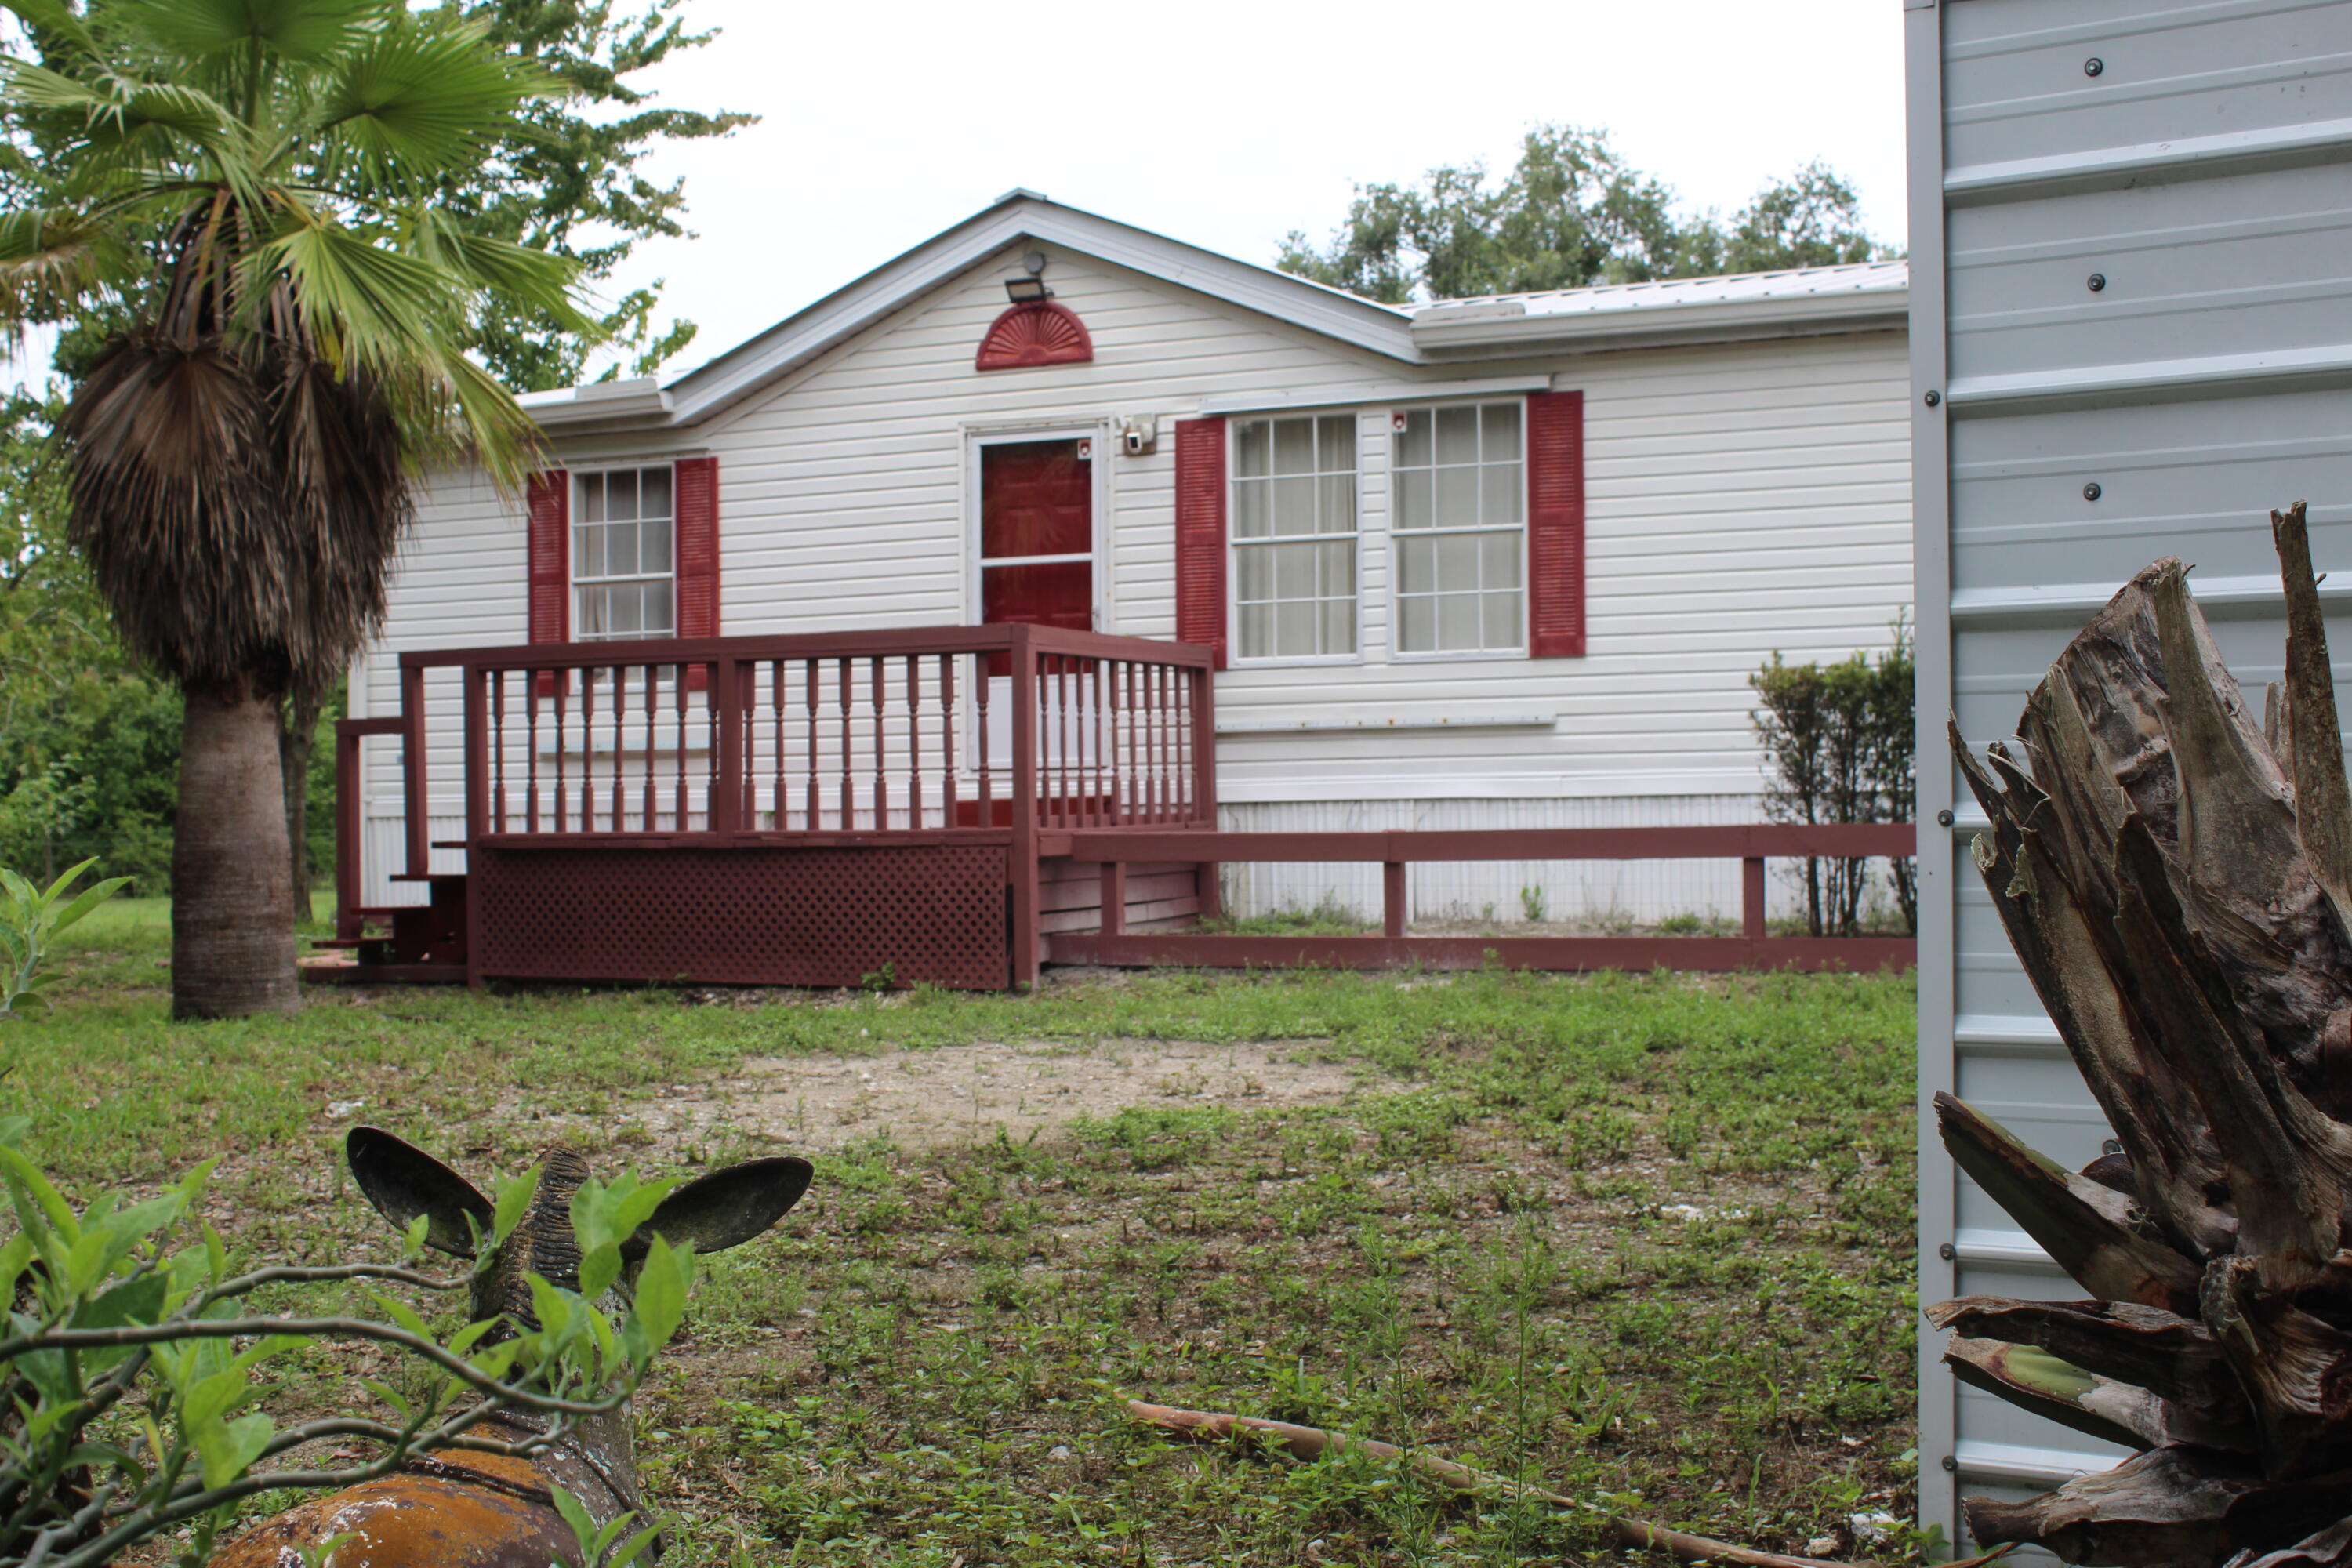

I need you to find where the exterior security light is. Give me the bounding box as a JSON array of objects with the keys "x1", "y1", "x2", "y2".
[{"x1": 1004, "y1": 275, "x2": 1051, "y2": 303}]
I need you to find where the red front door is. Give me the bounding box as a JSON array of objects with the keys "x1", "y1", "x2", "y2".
[{"x1": 979, "y1": 438, "x2": 1094, "y2": 633}]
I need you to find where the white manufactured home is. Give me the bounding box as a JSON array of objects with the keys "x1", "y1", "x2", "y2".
[{"x1": 350, "y1": 191, "x2": 1912, "y2": 924}]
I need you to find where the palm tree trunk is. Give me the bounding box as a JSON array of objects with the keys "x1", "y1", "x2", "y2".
[
  {"x1": 172, "y1": 685, "x2": 298, "y2": 1018},
  {"x1": 280, "y1": 692, "x2": 320, "y2": 925}
]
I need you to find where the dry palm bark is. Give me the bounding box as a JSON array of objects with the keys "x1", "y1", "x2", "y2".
[{"x1": 1941, "y1": 502, "x2": 2352, "y2": 1566}]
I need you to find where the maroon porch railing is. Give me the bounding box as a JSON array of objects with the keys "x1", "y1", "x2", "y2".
[
  {"x1": 332, "y1": 624, "x2": 1217, "y2": 982},
  {"x1": 1044, "y1": 823, "x2": 1917, "y2": 974}
]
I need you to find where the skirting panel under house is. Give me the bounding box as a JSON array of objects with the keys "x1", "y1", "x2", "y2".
[{"x1": 471, "y1": 842, "x2": 1011, "y2": 989}]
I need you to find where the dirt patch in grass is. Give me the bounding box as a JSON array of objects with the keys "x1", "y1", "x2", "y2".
[{"x1": 614, "y1": 1037, "x2": 1382, "y2": 1155}]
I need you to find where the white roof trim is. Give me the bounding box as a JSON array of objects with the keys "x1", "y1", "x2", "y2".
[
  {"x1": 655, "y1": 195, "x2": 1414, "y2": 427},
  {"x1": 521, "y1": 194, "x2": 1911, "y2": 436}
]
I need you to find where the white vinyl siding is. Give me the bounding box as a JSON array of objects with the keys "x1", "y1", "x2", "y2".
[
  {"x1": 1231, "y1": 413, "x2": 1356, "y2": 660},
  {"x1": 1392, "y1": 401, "x2": 1523, "y2": 655},
  {"x1": 358, "y1": 241, "x2": 1911, "y2": 909}
]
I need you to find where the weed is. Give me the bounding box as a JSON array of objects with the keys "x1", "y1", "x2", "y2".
[
  {"x1": 1202, "y1": 893, "x2": 1370, "y2": 937},
  {"x1": 16, "y1": 913, "x2": 1923, "y2": 1565}
]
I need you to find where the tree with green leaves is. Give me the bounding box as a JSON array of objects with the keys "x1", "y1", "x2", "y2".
[
  {"x1": 456, "y1": 0, "x2": 753, "y2": 395},
  {"x1": 0, "y1": 0, "x2": 599, "y2": 1018},
  {"x1": 1279, "y1": 125, "x2": 1893, "y2": 304},
  {"x1": 0, "y1": 389, "x2": 179, "y2": 893}
]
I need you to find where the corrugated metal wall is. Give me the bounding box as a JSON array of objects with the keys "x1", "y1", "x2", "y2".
[{"x1": 1908, "y1": 0, "x2": 2352, "y2": 1552}]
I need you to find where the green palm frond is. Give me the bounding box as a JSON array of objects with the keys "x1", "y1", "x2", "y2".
[
  {"x1": 413, "y1": 209, "x2": 597, "y2": 336},
  {"x1": 6, "y1": 0, "x2": 599, "y2": 698},
  {"x1": 0, "y1": 205, "x2": 132, "y2": 318},
  {"x1": 0, "y1": 0, "x2": 103, "y2": 69},
  {"x1": 2, "y1": 60, "x2": 236, "y2": 154},
  {"x1": 311, "y1": 10, "x2": 555, "y2": 197},
  {"x1": 256, "y1": 200, "x2": 463, "y2": 357},
  {"x1": 428, "y1": 347, "x2": 544, "y2": 493},
  {"x1": 108, "y1": 0, "x2": 383, "y2": 67}
]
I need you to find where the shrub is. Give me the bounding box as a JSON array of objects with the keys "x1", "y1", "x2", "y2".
[{"x1": 1750, "y1": 618, "x2": 1915, "y2": 936}]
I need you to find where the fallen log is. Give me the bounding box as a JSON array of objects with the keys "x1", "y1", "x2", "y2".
[{"x1": 1123, "y1": 1399, "x2": 1992, "y2": 1568}]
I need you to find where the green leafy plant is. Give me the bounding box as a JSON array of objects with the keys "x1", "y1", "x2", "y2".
[
  {"x1": 1519, "y1": 884, "x2": 1548, "y2": 924},
  {"x1": 0, "y1": 858, "x2": 128, "y2": 1018},
  {"x1": 550, "y1": 1485, "x2": 662, "y2": 1568},
  {"x1": 0, "y1": 1121, "x2": 696, "y2": 1566},
  {"x1": 1749, "y1": 616, "x2": 1915, "y2": 936}
]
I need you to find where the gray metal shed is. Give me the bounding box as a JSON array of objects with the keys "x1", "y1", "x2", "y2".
[{"x1": 1906, "y1": 0, "x2": 2352, "y2": 1552}]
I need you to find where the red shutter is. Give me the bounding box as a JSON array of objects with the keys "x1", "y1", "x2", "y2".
[
  {"x1": 1173, "y1": 418, "x2": 1227, "y2": 670},
  {"x1": 1526, "y1": 390, "x2": 1586, "y2": 658},
  {"x1": 526, "y1": 469, "x2": 568, "y2": 695},
  {"x1": 675, "y1": 456, "x2": 720, "y2": 637},
  {"x1": 673, "y1": 456, "x2": 719, "y2": 691}
]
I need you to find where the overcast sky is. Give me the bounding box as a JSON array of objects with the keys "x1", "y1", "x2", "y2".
[{"x1": 590, "y1": 0, "x2": 1909, "y2": 382}]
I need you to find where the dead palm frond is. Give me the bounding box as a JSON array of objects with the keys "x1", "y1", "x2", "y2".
[{"x1": 1943, "y1": 502, "x2": 2352, "y2": 1566}]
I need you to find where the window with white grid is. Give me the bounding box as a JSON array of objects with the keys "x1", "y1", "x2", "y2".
[
  {"x1": 574, "y1": 466, "x2": 675, "y2": 641},
  {"x1": 1392, "y1": 401, "x2": 1524, "y2": 655},
  {"x1": 1231, "y1": 413, "x2": 1357, "y2": 660}
]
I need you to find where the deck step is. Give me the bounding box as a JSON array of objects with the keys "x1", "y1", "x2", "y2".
[
  {"x1": 388, "y1": 872, "x2": 469, "y2": 884},
  {"x1": 300, "y1": 956, "x2": 466, "y2": 985}
]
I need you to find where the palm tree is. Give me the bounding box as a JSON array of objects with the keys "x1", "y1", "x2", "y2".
[{"x1": 0, "y1": 0, "x2": 593, "y2": 1017}]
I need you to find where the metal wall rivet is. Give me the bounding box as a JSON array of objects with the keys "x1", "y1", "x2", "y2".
[
  {"x1": 2084, "y1": 56, "x2": 2104, "y2": 76},
  {"x1": 2084, "y1": 481, "x2": 2103, "y2": 502},
  {"x1": 1943, "y1": 1454, "x2": 1960, "y2": 1473},
  {"x1": 1937, "y1": 808, "x2": 1955, "y2": 828},
  {"x1": 1938, "y1": 1241, "x2": 1957, "y2": 1261},
  {"x1": 2088, "y1": 273, "x2": 2107, "y2": 292},
  {"x1": 1923, "y1": 389, "x2": 1941, "y2": 408}
]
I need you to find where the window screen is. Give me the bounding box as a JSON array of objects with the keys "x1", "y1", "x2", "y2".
[
  {"x1": 574, "y1": 466, "x2": 676, "y2": 641},
  {"x1": 1232, "y1": 413, "x2": 1357, "y2": 659},
  {"x1": 1392, "y1": 402, "x2": 1523, "y2": 654}
]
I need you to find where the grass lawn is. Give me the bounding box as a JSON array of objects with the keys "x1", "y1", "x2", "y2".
[{"x1": 15, "y1": 900, "x2": 1922, "y2": 1566}]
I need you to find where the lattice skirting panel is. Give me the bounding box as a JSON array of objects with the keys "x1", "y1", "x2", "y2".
[{"x1": 474, "y1": 844, "x2": 1011, "y2": 989}]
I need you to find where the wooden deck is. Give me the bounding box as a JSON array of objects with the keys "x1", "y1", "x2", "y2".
[{"x1": 328, "y1": 625, "x2": 1914, "y2": 988}]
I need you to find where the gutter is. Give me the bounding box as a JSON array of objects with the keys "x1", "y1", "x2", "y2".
[
  {"x1": 1410, "y1": 287, "x2": 1908, "y2": 358},
  {"x1": 520, "y1": 376, "x2": 675, "y2": 429}
]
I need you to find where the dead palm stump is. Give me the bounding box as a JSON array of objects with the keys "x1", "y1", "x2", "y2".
[{"x1": 1941, "y1": 503, "x2": 2352, "y2": 1567}]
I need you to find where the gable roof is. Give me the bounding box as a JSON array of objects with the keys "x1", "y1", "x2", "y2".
[{"x1": 521, "y1": 191, "x2": 1908, "y2": 433}]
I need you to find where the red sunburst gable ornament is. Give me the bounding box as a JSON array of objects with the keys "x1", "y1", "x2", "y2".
[{"x1": 976, "y1": 301, "x2": 1094, "y2": 370}]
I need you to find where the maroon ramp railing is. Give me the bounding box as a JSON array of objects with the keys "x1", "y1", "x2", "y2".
[{"x1": 1044, "y1": 823, "x2": 1917, "y2": 975}]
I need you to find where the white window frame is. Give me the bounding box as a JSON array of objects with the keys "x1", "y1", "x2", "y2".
[
  {"x1": 572, "y1": 462, "x2": 679, "y2": 644},
  {"x1": 1225, "y1": 411, "x2": 1364, "y2": 668},
  {"x1": 960, "y1": 423, "x2": 1110, "y2": 632},
  {"x1": 1388, "y1": 398, "x2": 1529, "y2": 662}
]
